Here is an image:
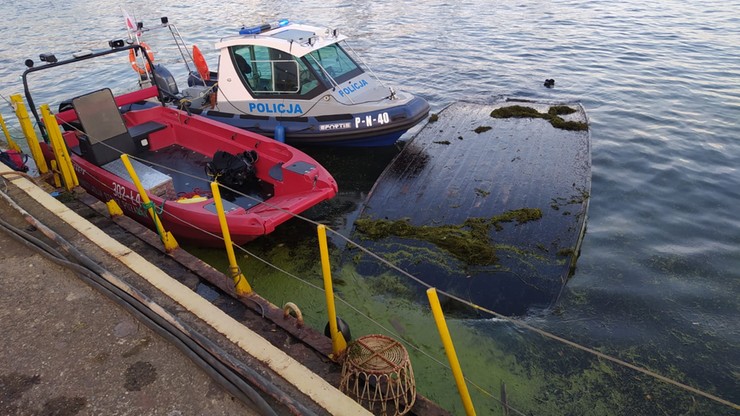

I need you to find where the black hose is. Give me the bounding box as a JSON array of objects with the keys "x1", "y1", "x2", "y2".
[
  {"x1": 0, "y1": 198, "x2": 321, "y2": 416},
  {"x1": 4, "y1": 207, "x2": 317, "y2": 416},
  {"x1": 0, "y1": 216, "x2": 281, "y2": 416}
]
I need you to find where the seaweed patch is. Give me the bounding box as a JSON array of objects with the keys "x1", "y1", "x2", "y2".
[
  {"x1": 354, "y1": 208, "x2": 542, "y2": 266},
  {"x1": 491, "y1": 105, "x2": 588, "y2": 131}
]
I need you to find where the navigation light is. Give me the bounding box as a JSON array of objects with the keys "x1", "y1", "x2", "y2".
[{"x1": 239, "y1": 19, "x2": 289, "y2": 35}]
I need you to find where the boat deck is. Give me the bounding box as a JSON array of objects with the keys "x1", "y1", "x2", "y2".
[
  {"x1": 136, "y1": 144, "x2": 212, "y2": 193},
  {"x1": 135, "y1": 144, "x2": 269, "y2": 208},
  {"x1": 347, "y1": 100, "x2": 591, "y2": 315}
]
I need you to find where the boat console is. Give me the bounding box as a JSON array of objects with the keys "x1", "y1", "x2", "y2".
[{"x1": 72, "y1": 88, "x2": 164, "y2": 166}]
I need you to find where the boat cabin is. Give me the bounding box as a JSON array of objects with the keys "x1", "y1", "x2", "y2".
[
  {"x1": 141, "y1": 18, "x2": 429, "y2": 146},
  {"x1": 187, "y1": 21, "x2": 390, "y2": 115}
]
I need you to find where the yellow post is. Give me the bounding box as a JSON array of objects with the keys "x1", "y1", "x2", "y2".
[
  {"x1": 106, "y1": 199, "x2": 124, "y2": 217},
  {"x1": 427, "y1": 288, "x2": 476, "y2": 416},
  {"x1": 317, "y1": 224, "x2": 347, "y2": 359},
  {"x1": 10, "y1": 94, "x2": 47, "y2": 174},
  {"x1": 40, "y1": 104, "x2": 78, "y2": 190},
  {"x1": 121, "y1": 154, "x2": 179, "y2": 252},
  {"x1": 49, "y1": 160, "x2": 61, "y2": 187},
  {"x1": 209, "y1": 181, "x2": 252, "y2": 296},
  {"x1": 0, "y1": 113, "x2": 21, "y2": 152}
]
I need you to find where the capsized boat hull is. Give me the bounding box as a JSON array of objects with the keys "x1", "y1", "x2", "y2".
[{"x1": 346, "y1": 100, "x2": 591, "y2": 316}]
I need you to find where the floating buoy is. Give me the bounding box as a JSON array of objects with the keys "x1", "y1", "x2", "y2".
[
  {"x1": 192, "y1": 44, "x2": 210, "y2": 81},
  {"x1": 129, "y1": 42, "x2": 154, "y2": 75}
]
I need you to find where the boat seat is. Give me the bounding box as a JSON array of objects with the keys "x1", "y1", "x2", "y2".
[
  {"x1": 72, "y1": 88, "x2": 165, "y2": 166},
  {"x1": 234, "y1": 54, "x2": 252, "y2": 76}
]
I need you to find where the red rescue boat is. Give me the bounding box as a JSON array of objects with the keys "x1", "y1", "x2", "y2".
[{"x1": 25, "y1": 45, "x2": 336, "y2": 246}]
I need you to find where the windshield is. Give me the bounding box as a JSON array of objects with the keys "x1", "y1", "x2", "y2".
[
  {"x1": 306, "y1": 42, "x2": 363, "y2": 85},
  {"x1": 230, "y1": 45, "x2": 324, "y2": 98}
]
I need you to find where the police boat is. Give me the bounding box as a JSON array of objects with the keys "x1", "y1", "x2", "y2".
[{"x1": 131, "y1": 18, "x2": 429, "y2": 147}]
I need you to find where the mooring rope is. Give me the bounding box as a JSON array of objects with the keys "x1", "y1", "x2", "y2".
[
  {"x1": 11, "y1": 105, "x2": 737, "y2": 412},
  {"x1": 154, "y1": 206, "x2": 527, "y2": 415}
]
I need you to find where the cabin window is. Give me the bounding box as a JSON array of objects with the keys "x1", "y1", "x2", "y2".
[
  {"x1": 305, "y1": 43, "x2": 363, "y2": 85},
  {"x1": 229, "y1": 46, "x2": 323, "y2": 98}
]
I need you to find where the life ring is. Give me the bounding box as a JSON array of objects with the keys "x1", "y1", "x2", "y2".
[
  {"x1": 129, "y1": 42, "x2": 155, "y2": 75},
  {"x1": 192, "y1": 44, "x2": 210, "y2": 81}
]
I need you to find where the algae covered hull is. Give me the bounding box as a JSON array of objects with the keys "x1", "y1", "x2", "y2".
[{"x1": 347, "y1": 100, "x2": 591, "y2": 315}]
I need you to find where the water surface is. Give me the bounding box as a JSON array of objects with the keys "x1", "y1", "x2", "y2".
[{"x1": 1, "y1": 1, "x2": 738, "y2": 414}]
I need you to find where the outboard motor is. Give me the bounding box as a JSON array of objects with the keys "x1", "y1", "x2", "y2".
[
  {"x1": 152, "y1": 64, "x2": 179, "y2": 102},
  {"x1": 206, "y1": 150, "x2": 259, "y2": 194},
  {"x1": 187, "y1": 71, "x2": 206, "y2": 87}
]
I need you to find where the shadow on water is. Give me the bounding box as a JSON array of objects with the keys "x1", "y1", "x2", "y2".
[{"x1": 292, "y1": 143, "x2": 404, "y2": 238}]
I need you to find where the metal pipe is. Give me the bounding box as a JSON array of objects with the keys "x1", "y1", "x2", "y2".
[
  {"x1": 426, "y1": 287, "x2": 476, "y2": 416},
  {"x1": 0, "y1": 113, "x2": 21, "y2": 151},
  {"x1": 317, "y1": 224, "x2": 347, "y2": 359},
  {"x1": 40, "y1": 104, "x2": 77, "y2": 190},
  {"x1": 10, "y1": 94, "x2": 47, "y2": 174},
  {"x1": 210, "y1": 180, "x2": 252, "y2": 295}
]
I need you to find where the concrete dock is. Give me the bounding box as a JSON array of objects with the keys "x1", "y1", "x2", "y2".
[
  {"x1": 0, "y1": 193, "x2": 260, "y2": 415},
  {"x1": 0, "y1": 165, "x2": 375, "y2": 415}
]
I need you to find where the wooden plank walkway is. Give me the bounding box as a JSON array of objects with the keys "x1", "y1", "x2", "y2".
[{"x1": 347, "y1": 100, "x2": 591, "y2": 315}]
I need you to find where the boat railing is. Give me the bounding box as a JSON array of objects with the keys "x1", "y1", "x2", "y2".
[{"x1": 127, "y1": 18, "x2": 196, "y2": 76}]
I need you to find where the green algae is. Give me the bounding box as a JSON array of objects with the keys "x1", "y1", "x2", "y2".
[
  {"x1": 355, "y1": 217, "x2": 498, "y2": 265},
  {"x1": 371, "y1": 273, "x2": 416, "y2": 300},
  {"x1": 354, "y1": 208, "x2": 542, "y2": 266},
  {"x1": 557, "y1": 248, "x2": 575, "y2": 257},
  {"x1": 433, "y1": 140, "x2": 451, "y2": 145},
  {"x1": 490, "y1": 105, "x2": 543, "y2": 119},
  {"x1": 548, "y1": 105, "x2": 578, "y2": 116},
  {"x1": 429, "y1": 113, "x2": 439, "y2": 122},
  {"x1": 475, "y1": 188, "x2": 491, "y2": 197},
  {"x1": 549, "y1": 117, "x2": 589, "y2": 131},
  {"x1": 490, "y1": 105, "x2": 588, "y2": 131},
  {"x1": 551, "y1": 188, "x2": 591, "y2": 211},
  {"x1": 474, "y1": 125, "x2": 492, "y2": 134},
  {"x1": 187, "y1": 220, "x2": 729, "y2": 416}
]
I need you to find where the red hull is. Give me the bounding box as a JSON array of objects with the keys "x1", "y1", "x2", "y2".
[{"x1": 47, "y1": 87, "x2": 337, "y2": 246}]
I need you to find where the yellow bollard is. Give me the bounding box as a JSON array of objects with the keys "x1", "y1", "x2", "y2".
[
  {"x1": 427, "y1": 288, "x2": 476, "y2": 416},
  {"x1": 49, "y1": 160, "x2": 61, "y2": 187},
  {"x1": 106, "y1": 199, "x2": 124, "y2": 217},
  {"x1": 0, "y1": 113, "x2": 21, "y2": 152},
  {"x1": 40, "y1": 104, "x2": 78, "y2": 190},
  {"x1": 210, "y1": 181, "x2": 252, "y2": 296},
  {"x1": 120, "y1": 154, "x2": 179, "y2": 252},
  {"x1": 10, "y1": 94, "x2": 47, "y2": 174},
  {"x1": 317, "y1": 224, "x2": 347, "y2": 359}
]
